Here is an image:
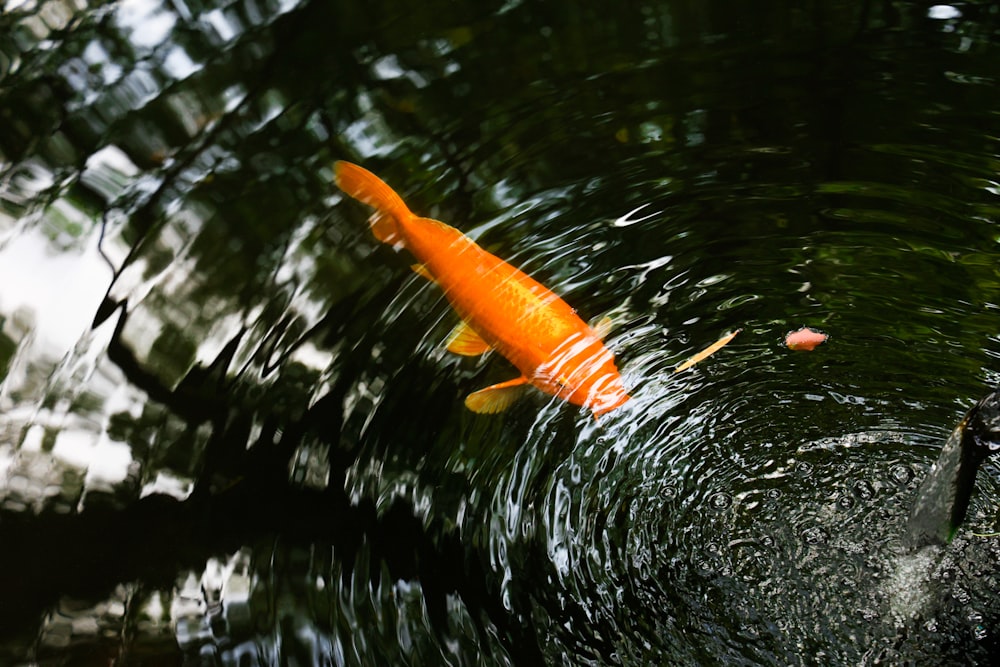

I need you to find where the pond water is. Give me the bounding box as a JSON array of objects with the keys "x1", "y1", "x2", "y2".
[{"x1": 2, "y1": 0, "x2": 1000, "y2": 664}]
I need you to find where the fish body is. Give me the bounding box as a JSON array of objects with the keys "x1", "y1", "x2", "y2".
[{"x1": 334, "y1": 161, "x2": 630, "y2": 418}]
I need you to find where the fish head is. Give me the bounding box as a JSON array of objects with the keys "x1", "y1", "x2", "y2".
[
  {"x1": 587, "y1": 375, "x2": 631, "y2": 419},
  {"x1": 536, "y1": 336, "x2": 630, "y2": 418}
]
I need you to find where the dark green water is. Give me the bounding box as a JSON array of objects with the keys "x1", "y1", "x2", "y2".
[{"x1": 2, "y1": 0, "x2": 1000, "y2": 664}]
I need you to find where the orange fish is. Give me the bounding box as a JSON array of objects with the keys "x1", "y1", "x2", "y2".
[{"x1": 334, "y1": 161, "x2": 630, "y2": 418}]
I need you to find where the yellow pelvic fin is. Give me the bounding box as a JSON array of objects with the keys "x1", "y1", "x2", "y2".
[
  {"x1": 411, "y1": 263, "x2": 435, "y2": 281},
  {"x1": 674, "y1": 328, "x2": 741, "y2": 373},
  {"x1": 465, "y1": 377, "x2": 529, "y2": 414},
  {"x1": 445, "y1": 321, "x2": 493, "y2": 356}
]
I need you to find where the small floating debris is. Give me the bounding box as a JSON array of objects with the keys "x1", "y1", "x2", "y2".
[
  {"x1": 785, "y1": 327, "x2": 828, "y2": 351},
  {"x1": 674, "y1": 329, "x2": 741, "y2": 373}
]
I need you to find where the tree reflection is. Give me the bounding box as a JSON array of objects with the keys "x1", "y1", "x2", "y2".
[{"x1": 2, "y1": 0, "x2": 537, "y2": 662}]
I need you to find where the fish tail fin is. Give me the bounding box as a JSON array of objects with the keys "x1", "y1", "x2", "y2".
[{"x1": 334, "y1": 161, "x2": 413, "y2": 245}]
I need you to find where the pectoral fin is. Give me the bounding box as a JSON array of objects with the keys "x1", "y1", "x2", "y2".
[
  {"x1": 465, "y1": 377, "x2": 529, "y2": 414},
  {"x1": 446, "y1": 321, "x2": 493, "y2": 356}
]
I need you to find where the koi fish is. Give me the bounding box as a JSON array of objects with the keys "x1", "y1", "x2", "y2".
[{"x1": 334, "y1": 161, "x2": 630, "y2": 418}]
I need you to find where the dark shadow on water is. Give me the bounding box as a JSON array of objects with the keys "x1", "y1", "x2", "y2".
[{"x1": 0, "y1": 489, "x2": 542, "y2": 663}]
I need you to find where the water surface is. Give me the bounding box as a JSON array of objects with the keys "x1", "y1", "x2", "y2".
[{"x1": 1, "y1": 0, "x2": 999, "y2": 664}]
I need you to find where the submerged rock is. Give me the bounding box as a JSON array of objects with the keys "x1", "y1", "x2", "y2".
[{"x1": 904, "y1": 390, "x2": 1000, "y2": 550}]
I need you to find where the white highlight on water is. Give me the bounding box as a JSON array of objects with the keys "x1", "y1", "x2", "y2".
[
  {"x1": 928, "y1": 5, "x2": 962, "y2": 20},
  {"x1": 885, "y1": 544, "x2": 942, "y2": 626},
  {"x1": 612, "y1": 203, "x2": 661, "y2": 228}
]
